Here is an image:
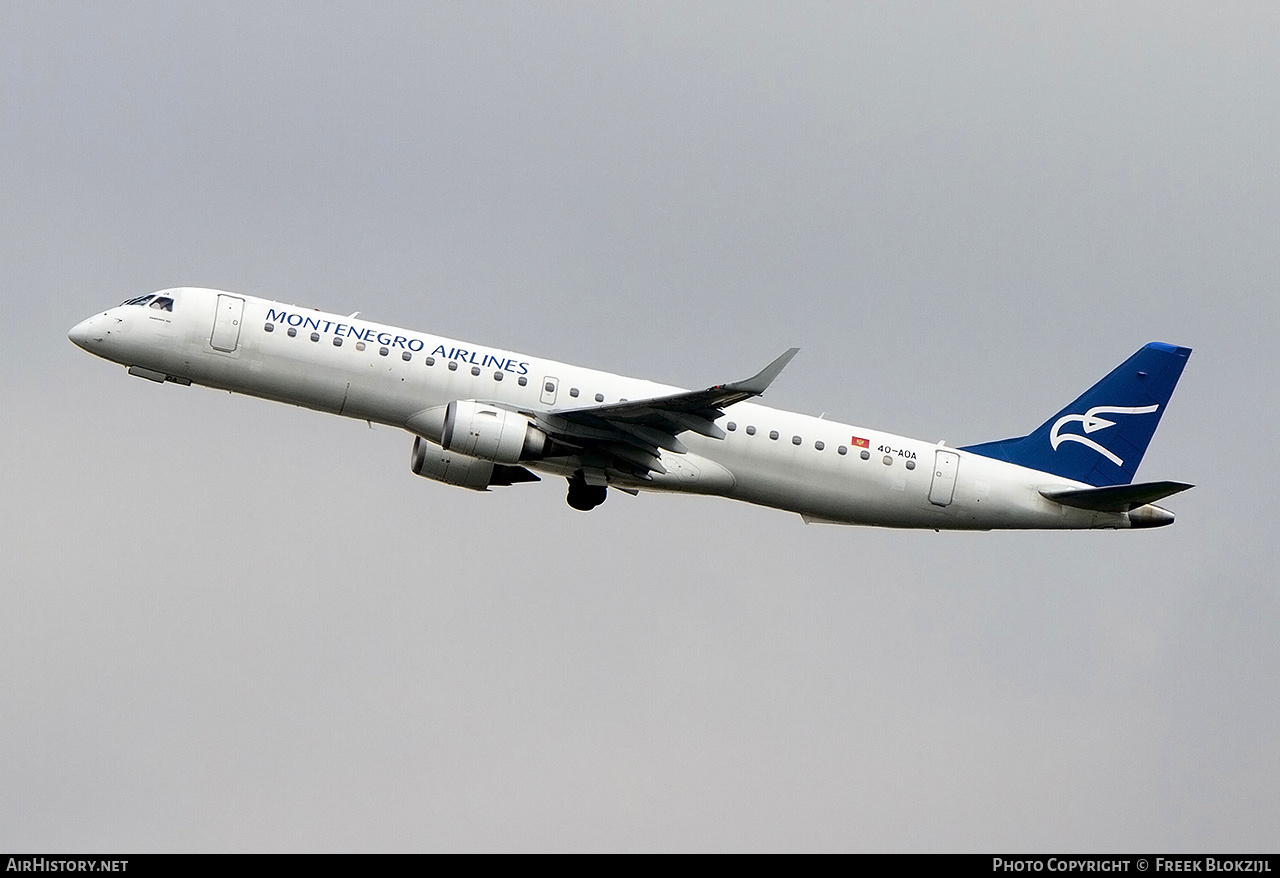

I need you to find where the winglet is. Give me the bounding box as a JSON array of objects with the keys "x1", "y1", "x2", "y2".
[{"x1": 731, "y1": 347, "x2": 799, "y2": 396}]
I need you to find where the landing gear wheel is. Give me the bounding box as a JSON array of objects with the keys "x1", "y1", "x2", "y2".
[{"x1": 566, "y1": 471, "x2": 608, "y2": 511}]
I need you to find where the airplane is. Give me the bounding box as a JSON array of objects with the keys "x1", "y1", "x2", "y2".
[{"x1": 68, "y1": 288, "x2": 1193, "y2": 530}]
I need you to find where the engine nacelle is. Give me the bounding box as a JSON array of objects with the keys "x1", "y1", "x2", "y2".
[
  {"x1": 441, "y1": 400, "x2": 547, "y2": 464},
  {"x1": 410, "y1": 437, "x2": 542, "y2": 491},
  {"x1": 411, "y1": 436, "x2": 499, "y2": 490}
]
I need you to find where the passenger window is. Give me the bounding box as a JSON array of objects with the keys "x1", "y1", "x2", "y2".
[
  {"x1": 310, "y1": 332, "x2": 320, "y2": 342},
  {"x1": 746, "y1": 425, "x2": 756, "y2": 435},
  {"x1": 518, "y1": 376, "x2": 528, "y2": 386},
  {"x1": 402, "y1": 351, "x2": 412, "y2": 361},
  {"x1": 264, "y1": 324, "x2": 274, "y2": 332},
  {"x1": 449, "y1": 361, "x2": 458, "y2": 371},
  {"x1": 356, "y1": 341, "x2": 365, "y2": 351},
  {"x1": 569, "y1": 388, "x2": 579, "y2": 398},
  {"x1": 287, "y1": 327, "x2": 297, "y2": 337},
  {"x1": 425, "y1": 356, "x2": 434, "y2": 365},
  {"x1": 815, "y1": 440, "x2": 824, "y2": 451},
  {"x1": 544, "y1": 382, "x2": 555, "y2": 393},
  {"x1": 470, "y1": 366, "x2": 480, "y2": 376},
  {"x1": 333, "y1": 337, "x2": 342, "y2": 347},
  {"x1": 905, "y1": 460, "x2": 916, "y2": 470},
  {"x1": 883, "y1": 455, "x2": 893, "y2": 465},
  {"x1": 727, "y1": 422, "x2": 737, "y2": 432},
  {"x1": 769, "y1": 431, "x2": 779, "y2": 441},
  {"x1": 860, "y1": 449, "x2": 870, "y2": 460},
  {"x1": 792, "y1": 435, "x2": 802, "y2": 445},
  {"x1": 837, "y1": 445, "x2": 847, "y2": 455},
  {"x1": 379, "y1": 346, "x2": 389, "y2": 356},
  {"x1": 493, "y1": 371, "x2": 503, "y2": 381},
  {"x1": 594, "y1": 393, "x2": 604, "y2": 402}
]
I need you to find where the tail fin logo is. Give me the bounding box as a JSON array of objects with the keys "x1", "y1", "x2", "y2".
[{"x1": 1049, "y1": 405, "x2": 1159, "y2": 467}]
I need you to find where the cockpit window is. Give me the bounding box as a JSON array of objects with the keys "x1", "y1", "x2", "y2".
[
  {"x1": 120, "y1": 295, "x2": 155, "y2": 307},
  {"x1": 149, "y1": 296, "x2": 174, "y2": 311}
]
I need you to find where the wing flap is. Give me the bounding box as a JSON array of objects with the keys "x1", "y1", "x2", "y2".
[{"x1": 654, "y1": 410, "x2": 727, "y2": 439}]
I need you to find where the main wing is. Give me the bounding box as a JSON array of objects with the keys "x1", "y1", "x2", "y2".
[{"x1": 524, "y1": 348, "x2": 799, "y2": 482}]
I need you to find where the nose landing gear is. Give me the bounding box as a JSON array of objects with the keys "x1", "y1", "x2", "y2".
[{"x1": 566, "y1": 470, "x2": 608, "y2": 511}]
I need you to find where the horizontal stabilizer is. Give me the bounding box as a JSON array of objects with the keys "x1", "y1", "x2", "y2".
[{"x1": 1040, "y1": 481, "x2": 1193, "y2": 512}]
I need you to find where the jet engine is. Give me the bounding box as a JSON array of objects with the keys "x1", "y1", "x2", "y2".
[{"x1": 440, "y1": 400, "x2": 548, "y2": 463}]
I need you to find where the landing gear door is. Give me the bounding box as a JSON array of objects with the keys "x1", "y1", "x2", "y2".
[
  {"x1": 210, "y1": 294, "x2": 245, "y2": 353},
  {"x1": 928, "y1": 449, "x2": 960, "y2": 507},
  {"x1": 540, "y1": 376, "x2": 559, "y2": 406}
]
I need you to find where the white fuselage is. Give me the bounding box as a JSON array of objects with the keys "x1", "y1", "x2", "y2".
[{"x1": 69, "y1": 287, "x2": 1132, "y2": 530}]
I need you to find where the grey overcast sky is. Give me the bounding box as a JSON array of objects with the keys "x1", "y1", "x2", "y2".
[{"x1": 2, "y1": 2, "x2": 1277, "y2": 852}]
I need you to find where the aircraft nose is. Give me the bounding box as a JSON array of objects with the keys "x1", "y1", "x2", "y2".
[{"x1": 68, "y1": 316, "x2": 99, "y2": 351}]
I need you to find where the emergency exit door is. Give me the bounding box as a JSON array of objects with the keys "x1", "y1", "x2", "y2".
[{"x1": 540, "y1": 376, "x2": 559, "y2": 405}]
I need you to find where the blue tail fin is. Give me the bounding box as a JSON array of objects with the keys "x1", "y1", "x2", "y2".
[{"x1": 960, "y1": 343, "x2": 1191, "y2": 486}]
